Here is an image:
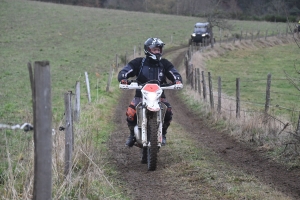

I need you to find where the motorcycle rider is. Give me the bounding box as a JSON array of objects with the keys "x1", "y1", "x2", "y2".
[{"x1": 118, "y1": 37, "x2": 183, "y2": 147}]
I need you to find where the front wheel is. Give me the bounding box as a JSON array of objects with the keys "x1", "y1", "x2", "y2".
[
  {"x1": 147, "y1": 116, "x2": 158, "y2": 171},
  {"x1": 141, "y1": 148, "x2": 147, "y2": 164}
]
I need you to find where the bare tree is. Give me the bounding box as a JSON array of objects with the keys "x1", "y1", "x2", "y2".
[
  {"x1": 268, "y1": 0, "x2": 287, "y2": 16},
  {"x1": 227, "y1": 0, "x2": 242, "y2": 18},
  {"x1": 284, "y1": 63, "x2": 300, "y2": 91},
  {"x1": 203, "y1": 0, "x2": 234, "y2": 47}
]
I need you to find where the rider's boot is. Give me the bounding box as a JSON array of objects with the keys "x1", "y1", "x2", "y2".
[
  {"x1": 162, "y1": 122, "x2": 170, "y2": 146},
  {"x1": 125, "y1": 125, "x2": 136, "y2": 147}
]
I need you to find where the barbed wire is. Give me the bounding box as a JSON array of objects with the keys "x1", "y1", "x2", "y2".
[
  {"x1": 213, "y1": 103, "x2": 292, "y2": 127},
  {"x1": 0, "y1": 123, "x2": 33, "y2": 132},
  {"x1": 191, "y1": 82, "x2": 300, "y2": 112},
  {"x1": 205, "y1": 74, "x2": 299, "y2": 82},
  {"x1": 0, "y1": 123, "x2": 61, "y2": 135},
  {"x1": 194, "y1": 79, "x2": 300, "y2": 98},
  {"x1": 271, "y1": 90, "x2": 300, "y2": 97},
  {"x1": 198, "y1": 92, "x2": 300, "y2": 113}
]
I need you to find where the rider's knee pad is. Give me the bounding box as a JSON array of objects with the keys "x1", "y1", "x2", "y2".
[{"x1": 126, "y1": 104, "x2": 136, "y2": 122}]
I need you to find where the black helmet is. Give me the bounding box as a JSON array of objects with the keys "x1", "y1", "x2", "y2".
[{"x1": 144, "y1": 38, "x2": 165, "y2": 61}]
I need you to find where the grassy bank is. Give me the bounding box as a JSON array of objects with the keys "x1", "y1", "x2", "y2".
[
  {"x1": 187, "y1": 36, "x2": 300, "y2": 171},
  {"x1": 207, "y1": 42, "x2": 299, "y2": 116}
]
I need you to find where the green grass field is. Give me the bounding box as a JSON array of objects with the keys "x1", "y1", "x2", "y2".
[
  {"x1": 0, "y1": 0, "x2": 289, "y2": 122},
  {"x1": 206, "y1": 42, "x2": 300, "y2": 122}
]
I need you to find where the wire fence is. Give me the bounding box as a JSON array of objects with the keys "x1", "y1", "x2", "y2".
[{"x1": 185, "y1": 31, "x2": 300, "y2": 138}]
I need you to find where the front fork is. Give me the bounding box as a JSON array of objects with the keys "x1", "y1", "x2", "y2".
[
  {"x1": 141, "y1": 105, "x2": 148, "y2": 147},
  {"x1": 157, "y1": 107, "x2": 163, "y2": 146},
  {"x1": 137, "y1": 103, "x2": 165, "y2": 147}
]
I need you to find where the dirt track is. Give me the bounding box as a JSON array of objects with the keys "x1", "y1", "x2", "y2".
[{"x1": 108, "y1": 46, "x2": 300, "y2": 200}]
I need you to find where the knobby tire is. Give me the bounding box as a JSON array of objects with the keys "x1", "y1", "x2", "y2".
[{"x1": 147, "y1": 116, "x2": 158, "y2": 171}]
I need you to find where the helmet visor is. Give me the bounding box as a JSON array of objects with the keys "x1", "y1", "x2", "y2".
[{"x1": 149, "y1": 46, "x2": 162, "y2": 54}]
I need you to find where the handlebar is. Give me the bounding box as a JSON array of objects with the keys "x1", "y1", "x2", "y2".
[{"x1": 119, "y1": 81, "x2": 183, "y2": 90}]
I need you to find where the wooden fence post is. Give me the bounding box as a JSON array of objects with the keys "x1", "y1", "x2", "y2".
[
  {"x1": 74, "y1": 81, "x2": 80, "y2": 122},
  {"x1": 185, "y1": 54, "x2": 189, "y2": 81},
  {"x1": 64, "y1": 91, "x2": 73, "y2": 182},
  {"x1": 256, "y1": 30, "x2": 260, "y2": 40},
  {"x1": 265, "y1": 73, "x2": 272, "y2": 114},
  {"x1": 115, "y1": 54, "x2": 118, "y2": 69},
  {"x1": 236, "y1": 78, "x2": 240, "y2": 118},
  {"x1": 240, "y1": 30, "x2": 242, "y2": 42},
  {"x1": 139, "y1": 43, "x2": 141, "y2": 55},
  {"x1": 197, "y1": 68, "x2": 201, "y2": 95},
  {"x1": 208, "y1": 72, "x2": 214, "y2": 110},
  {"x1": 296, "y1": 112, "x2": 300, "y2": 135},
  {"x1": 85, "y1": 72, "x2": 91, "y2": 103},
  {"x1": 210, "y1": 29, "x2": 214, "y2": 48},
  {"x1": 190, "y1": 64, "x2": 194, "y2": 89},
  {"x1": 219, "y1": 28, "x2": 222, "y2": 45},
  {"x1": 217, "y1": 76, "x2": 221, "y2": 114},
  {"x1": 194, "y1": 68, "x2": 197, "y2": 91},
  {"x1": 106, "y1": 64, "x2": 113, "y2": 92},
  {"x1": 28, "y1": 62, "x2": 34, "y2": 113},
  {"x1": 32, "y1": 61, "x2": 52, "y2": 200},
  {"x1": 202, "y1": 71, "x2": 207, "y2": 101}
]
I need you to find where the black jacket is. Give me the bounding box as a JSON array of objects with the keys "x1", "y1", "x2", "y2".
[{"x1": 118, "y1": 57, "x2": 182, "y2": 97}]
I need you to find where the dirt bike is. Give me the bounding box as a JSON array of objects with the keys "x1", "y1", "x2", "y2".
[{"x1": 119, "y1": 80, "x2": 183, "y2": 171}]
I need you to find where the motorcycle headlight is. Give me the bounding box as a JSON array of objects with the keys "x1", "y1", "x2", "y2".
[
  {"x1": 202, "y1": 34, "x2": 206, "y2": 37},
  {"x1": 192, "y1": 33, "x2": 196, "y2": 37},
  {"x1": 147, "y1": 92, "x2": 160, "y2": 101}
]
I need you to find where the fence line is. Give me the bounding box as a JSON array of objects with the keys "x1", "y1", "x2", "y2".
[
  {"x1": 189, "y1": 70, "x2": 300, "y2": 112},
  {"x1": 184, "y1": 32, "x2": 300, "y2": 134}
]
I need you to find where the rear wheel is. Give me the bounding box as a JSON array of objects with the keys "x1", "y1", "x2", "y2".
[{"x1": 147, "y1": 116, "x2": 158, "y2": 171}]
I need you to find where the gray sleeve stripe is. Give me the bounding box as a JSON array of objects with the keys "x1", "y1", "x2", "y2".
[
  {"x1": 169, "y1": 71, "x2": 177, "y2": 80},
  {"x1": 124, "y1": 69, "x2": 133, "y2": 78}
]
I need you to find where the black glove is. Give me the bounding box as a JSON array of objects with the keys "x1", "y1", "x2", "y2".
[{"x1": 121, "y1": 79, "x2": 128, "y2": 85}]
